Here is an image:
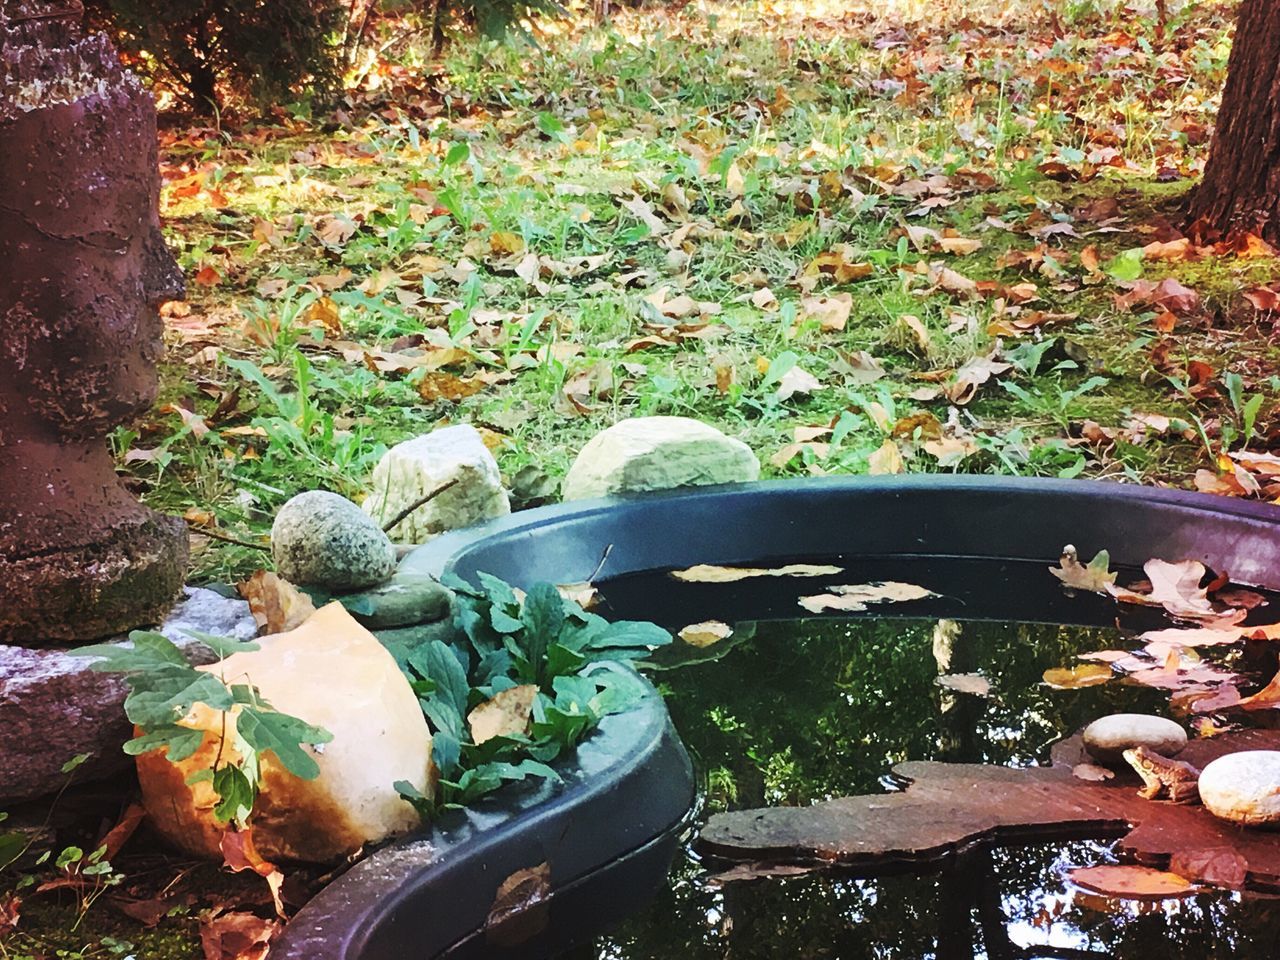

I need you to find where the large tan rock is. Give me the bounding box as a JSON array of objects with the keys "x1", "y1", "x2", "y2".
[
  {"x1": 136, "y1": 603, "x2": 432, "y2": 863},
  {"x1": 562, "y1": 416, "x2": 759, "y2": 501}
]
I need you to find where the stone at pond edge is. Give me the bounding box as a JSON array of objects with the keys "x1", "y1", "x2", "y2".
[
  {"x1": 363, "y1": 425, "x2": 510, "y2": 544},
  {"x1": 136, "y1": 603, "x2": 433, "y2": 863},
  {"x1": 0, "y1": 588, "x2": 252, "y2": 804},
  {"x1": 562, "y1": 416, "x2": 760, "y2": 501},
  {"x1": 314, "y1": 573, "x2": 454, "y2": 630},
  {"x1": 272, "y1": 491, "x2": 397, "y2": 591},
  {"x1": 1199, "y1": 751, "x2": 1280, "y2": 827},
  {"x1": 1082, "y1": 714, "x2": 1187, "y2": 765}
]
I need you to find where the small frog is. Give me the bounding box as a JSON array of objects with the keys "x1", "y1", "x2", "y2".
[{"x1": 1123, "y1": 746, "x2": 1202, "y2": 803}]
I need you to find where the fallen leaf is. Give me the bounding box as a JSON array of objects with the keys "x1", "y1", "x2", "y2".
[
  {"x1": 867, "y1": 438, "x2": 904, "y2": 475},
  {"x1": 1072, "y1": 763, "x2": 1115, "y2": 782},
  {"x1": 468, "y1": 684, "x2": 538, "y2": 744},
  {"x1": 800, "y1": 293, "x2": 853, "y2": 331},
  {"x1": 238, "y1": 571, "x2": 317, "y2": 635},
  {"x1": 936, "y1": 673, "x2": 991, "y2": 697},
  {"x1": 200, "y1": 910, "x2": 279, "y2": 960},
  {"x1": 219, "y1": 829, "x2": 285, "y2": 919},
  {"x1": 776, "y1": 365, "x2": 821, "y2": 401},
  {"x1": 1042, "y1": 663, "x2": 1113, "y2": 689},
  {"x1": 1050, "y1": 545, "x2": 1116, "y2": 593},
  {"x1": 1168, "y1": 848, "x2": 1248, "y2": 890},
  {"x1": 797, "y1": 581, "x2": 936, "y2": 613},
  {"x1": 1106, "y1": 559, "x2": 1221, "y2": 622},
  {"x1": 302, "y1": 297, "x2": 343, "y2": 338},
  {"x1": 679, "y1": 621, "x2": 733, "y2": 648},
  {"x1": 1069, "y1": 865, "x2": 1198, "y2": 901},
  {"x1": 671, "y1": 563, "x2": 842, "y2": 583}
]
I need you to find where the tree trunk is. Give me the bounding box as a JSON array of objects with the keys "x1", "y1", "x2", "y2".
[{"x1": 1187, "y1": 0, "x2": 1280, "y2": 244}]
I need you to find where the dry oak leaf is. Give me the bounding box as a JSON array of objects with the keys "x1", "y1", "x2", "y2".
[
  {"x1": 220, "y1": 829, "x2": 286, "y2": 919},
  {"x1": 867, "y1": 438, "x2": 905, "y2": 475},
  {"x1": 468, "y1": 685, "x2": 539, "y2": 744},
  {"x1": 1050, "y1": 545, "x2": 1116, "y2": 593},
  {"x1": 797, "y1": 581, "x2": 936, "y2": 614},
  {"x1": 671, "y1": 563, "x2": 842, "y2": 583},
  {"x1": 679, "y1": 621, "x2": 734, "y2": 648},
  {"x1": 1069, "y1": 865, "x2": 1199, "y2": 901},
  {"x1": 238, "y1": 571, "x2": 317, "y2": 635},
  {"x1": 935, "y1": 673, "x2": 991, "y2": 697},
  {"x1": 801, "y1": 293, "x2": 853, "y2": 331},
  {"x1": 200, "y1": 910, "x2": 280, "y2": 960},
  {"x1": 1105, "y1": 559, "x2": 1223, "y2": 622},
  {"x1": 1042, "y1": 663, "x2": 1112, "y2": 689}
]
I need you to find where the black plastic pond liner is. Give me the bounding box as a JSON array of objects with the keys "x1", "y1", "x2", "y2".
[{"x1": 274, "y1": 477, "x2": 1280, "y2": 960}]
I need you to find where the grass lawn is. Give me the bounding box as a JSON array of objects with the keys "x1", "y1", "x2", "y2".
[{"x1": 143, "y1": 0, "x2": 1280, "y2": 584}]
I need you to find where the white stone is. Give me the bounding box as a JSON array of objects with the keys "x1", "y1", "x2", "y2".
[
  {"x1": 1083, "y1": 714, "x2": 1187, "y2": 765},
  {"x1": 562, "y1": 416, "x2": 760, "y2": 501},
  {"x1": 363, "y1": 425, "x2": 510, "y2": 544},
  {"x1": 1199, "y1": 751, "x2": 1280, "y2": 827},
  {"x1": 136, "y1": 603, "x2": 433, "y2": 863}
]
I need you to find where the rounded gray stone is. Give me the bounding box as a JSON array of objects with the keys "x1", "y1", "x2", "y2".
[
  {"x1": 272, "y1": 491, "x2": 397, "y2": 591},
  {"x1": 1082, "y1": 713, "x2": 1187, "y2": 765},
  {"x1": 1200, "y1": 751, "x2": 1280, "y2": 827}
]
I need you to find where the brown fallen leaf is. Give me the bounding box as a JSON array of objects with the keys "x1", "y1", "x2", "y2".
[
  {"x1": 238, "y1": 571, "x2": 317, "y2": 635},
  {"x1": 867, "y1": 438, "x2": 904, "y2": 475},
  {"x1": 301, "y1": 296, "x2": 342, "y2": 338},
  {"x1": 1042, "y1": 663, "x2": 1113, "y2": 689},
  {"x1": 671, "y1": 563, "x2": 842, "y2": 583},
  {"x1": 935, "y1": 673, "x2": 991, "y2": 698},
  {"x1": 1069, "y1": 864, "x2": 1198, "y2": 901},
  {"x1": 797, "y1": 581, "x2": 936, "y2": 614},
  {"x1": 0, "y1": 893, "x2": 18, "y2": 938},
  {"x1": 220, "y1": 829, "x2": 285, "y2": 920},
  {"x1": 1169, "y1": 848, "x2": 1248, "y2": 890},
  {"x1": 679, "y1": 621, "x2": 733, "y2": 648},
  {"x1": 1049, "y1": 545, "x2": 1116, "y2": 593},
  {"x1": 468, "y1": 685, "x2": 539, "y2": 744},
  {"x1": 1106, "y1": 559, "x2": 1223, "y2": 622},
  {"x1": 1072, "y1": 763, "x2": 1115, "y2": 782},
  {"x1": 800, "y1": 293, "x2": 852, "y2": 331},
  {"x1": 200, "y1": 910, "x2": 280, "y2": 960}
]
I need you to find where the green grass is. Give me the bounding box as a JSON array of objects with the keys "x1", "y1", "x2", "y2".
[{"x1": 127, "y1": 0, "x2": 1279, "y2": 583}]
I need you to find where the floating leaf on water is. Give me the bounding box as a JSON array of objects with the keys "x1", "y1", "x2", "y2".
[
  {"x1": 798, "y1": 581, "x2": 937, "y2": 614},
  {"x1": 1042, "y1": 663, "x2": 1113, "y2": 689},
  {"x1": 1050, "y1": 545, "x2": 1116, "y2": 593},
  {"x1": 1069, "y1": 864, "x2": 1198, "y2": 902},
  {"x1": 555, "y1": 582, "x2": 599, "y2": 609},
  {"x1": 679, "y1": 621, "x2": 733, "y2": 648},
  {"x1": 935, "y1": 673, "x2": 991, "y2": 698},
  {"x1": 1107, "y1": 558, "x2": 1225, "y2": 622},
  {"x1": 670, "y1": 564, "x2": 843, "y2": 583}
]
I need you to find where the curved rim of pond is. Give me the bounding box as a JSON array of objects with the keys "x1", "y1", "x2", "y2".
[{"x1": 275, "y1": 476, "x2": 1280, "y2": 959}]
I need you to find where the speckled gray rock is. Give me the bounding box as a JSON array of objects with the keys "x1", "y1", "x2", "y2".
[
  {"x1": 1199, "y1": 751, "x2": 1280, "y2": 826},
  {"x1": 1083, "y1": 713, "x2": 1187, "y2": 765},
  {"x1": 273, "y1": 491, "x2": 397, "y2": 591},
  {"x1": 0, "y1": 587, "x2": 251, "y2": 804},
  {"x1": 338, "y1": 573, "x2": 454, "y2": 630},
  {"x1": 562, "y1": 416, "x2": 760, "y2": 501}
]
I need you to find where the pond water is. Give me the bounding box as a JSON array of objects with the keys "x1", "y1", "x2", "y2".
[{"x1": 561, "y1": 557, "x2": 1280, "y2": 960}]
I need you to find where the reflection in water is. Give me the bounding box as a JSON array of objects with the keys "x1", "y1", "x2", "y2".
[{"x1": 575, "y1": 616, "x2": 1280, "y2": 959}]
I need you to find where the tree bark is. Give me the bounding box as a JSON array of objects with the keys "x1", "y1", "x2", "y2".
[{"x1": 1187, "y1": 0, "x2": 1280, "y2": 244}]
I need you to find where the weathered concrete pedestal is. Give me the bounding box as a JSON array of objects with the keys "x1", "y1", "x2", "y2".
[
  {"x1": 0, "y1": 0, "x2": 195, "y2": 801},
  {"x1": 0, "y1": 0, "x2": 188, "y2": 647}
]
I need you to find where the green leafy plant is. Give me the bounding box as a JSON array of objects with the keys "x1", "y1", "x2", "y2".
[
  {"x1": 395, "y1": 573, "x2": 671, "y2": 820},
  {"x1": 73, "y1": 632, "x2": 332, "y2": 827}
]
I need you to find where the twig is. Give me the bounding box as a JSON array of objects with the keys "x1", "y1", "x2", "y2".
[
  {"x1": 380, "y1": 478, "x2": 460, "y2": 534},
  {"x1": 186, "y1": 521, "x2": 271, "y2": 553},
  {"x1": 586, "y1": 543, "x2": 614, "y2": 583}
]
